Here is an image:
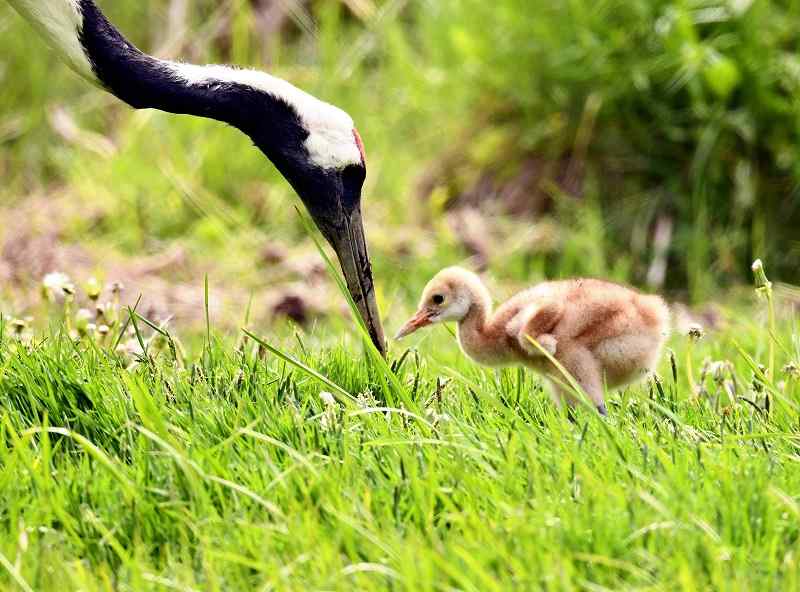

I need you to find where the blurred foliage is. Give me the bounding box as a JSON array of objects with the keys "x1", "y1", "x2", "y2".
[
  {"x1": 414, "y1": 0, "x2": 800, "y2": 297},
  {"x1": 1, "y1": 0, "x2": 799, "y2": 303}
]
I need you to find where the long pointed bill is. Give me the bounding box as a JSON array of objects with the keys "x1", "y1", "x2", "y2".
[
  {"x1": 395, "y1": 309, "x2": 433, "y2": 339},
  {"x1": 327, "y1": 207, "x2": 387, "y2": 356}
]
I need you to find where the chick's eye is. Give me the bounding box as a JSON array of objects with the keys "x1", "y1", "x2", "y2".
[{"x1": 432, "y1": 294, "x2": 445, "y2": 305}]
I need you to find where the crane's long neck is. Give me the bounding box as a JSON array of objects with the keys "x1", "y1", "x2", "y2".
[
  {"x1": 6, "y1": 0, "x2": 262, "y2": 130},
  {"x1": 4, "y1": 0, "x2": 358, "y2": 167},
  {"x1": 74, "y1": 1, "x2": 251, "y2": 125}
]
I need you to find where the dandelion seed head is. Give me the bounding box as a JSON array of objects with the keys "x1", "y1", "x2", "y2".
[
  {"x1": 687, "y1": 323, "x2": 705, "y2": 341},
  {"x1": 783, "y1": 362, "x2": 799, "y2": 379}
]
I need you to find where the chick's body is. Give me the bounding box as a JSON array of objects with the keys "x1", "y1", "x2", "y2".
[
  {"x1": 465, "y1": 278, "x2": 668, "y2": 384},
  {"x1": 397, "y1": 268, "x2": 670, "y2": 414}
]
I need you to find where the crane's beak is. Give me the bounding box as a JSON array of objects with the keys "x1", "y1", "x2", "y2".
[{"x1": 324, "y1": 206, "x2": 387, "y2": 356}]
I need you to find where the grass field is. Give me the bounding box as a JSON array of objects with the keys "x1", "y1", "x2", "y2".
[
  {"x1": 3, "y1": 0, "x2": 800, "y2": 589},
  {"x1": 1, "y1": 267, "x2": 799, "y2": 591}
]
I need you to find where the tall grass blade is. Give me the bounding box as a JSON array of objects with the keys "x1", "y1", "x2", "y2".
[{"x1": 243, "y1": 329, "x2": 356, "y2": 405}]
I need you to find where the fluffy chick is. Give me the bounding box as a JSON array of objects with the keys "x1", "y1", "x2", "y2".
[{"x1": 396, "y1": 267, "x2": 670, "y2": 415}]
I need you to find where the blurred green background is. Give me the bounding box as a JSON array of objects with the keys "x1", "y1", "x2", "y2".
[{"x1": 1, "y1": 0, "x2": 799, "y2": 333}]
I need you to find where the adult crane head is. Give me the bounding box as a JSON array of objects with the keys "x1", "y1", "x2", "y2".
[{"x1": 7, "y1": 0, "x2": 387, "y2": 353}]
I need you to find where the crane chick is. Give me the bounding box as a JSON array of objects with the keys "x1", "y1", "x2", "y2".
[{"x1": 396, "y1": 267, "x2": 670, "y2": 415}]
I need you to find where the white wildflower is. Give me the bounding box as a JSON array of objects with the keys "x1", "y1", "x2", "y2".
[
  {"x1": 708, "y1": 360, "x2": 727, "y2": 384},
  {"x1": 318, "y1": 392, "x2": 341, "y2": 431},
  {"x1": 425, "y1": 408, "x2": 451, "y2": 425},
  {"x1": 783, "y1": 362, "x2": 799, "y2": 379},
  {"x1": 41, "y1": 272, "x2": 75, "y2": 301},
  {"x1": 320, "y1": 406, "x2": 340, "y2": 432},
  {"x1": 752, "y1": 259, "x2": 772, "y2": 292},
  {"x1": 10, "y1": 318, "x2": 26, "y2": 335},
  {"x1": 17, "y1": 520, "x2": 28, "y2": 554},
  {"x1": 356, "y1": 390, "x2": 378, "y2": 408},
  {"x1": 116, "y1": 338, "x2": 143, "y2": 359}
]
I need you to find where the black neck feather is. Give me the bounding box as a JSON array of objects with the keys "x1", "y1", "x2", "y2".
[{"x1": 75, "y1": 0, "x2": 308, "y2": 164}]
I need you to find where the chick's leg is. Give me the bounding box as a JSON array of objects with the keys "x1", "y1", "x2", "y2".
[
  {"x1": 556, "y1": 346, "x2": 607, "y2": 415},
  {"x1": 516, "y1": 301, "x2": 563, "y2": 356}
]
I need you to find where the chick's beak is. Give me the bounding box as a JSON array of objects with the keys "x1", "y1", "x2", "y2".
[{"x1": 395, "y1": 308, "x2": 434, "y2": 339}]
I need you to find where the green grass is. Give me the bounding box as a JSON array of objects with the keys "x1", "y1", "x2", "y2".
[
  {"x1": 1, "y1": 287, "x2": 799, "y2": 590},
  {"x1": 3, "y1": 0, "x2": 800, "y2": 588}
]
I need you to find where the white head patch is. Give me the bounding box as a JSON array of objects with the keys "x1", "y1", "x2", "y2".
[
  {"x1": 167, "y1": 62, "x2": 364, "y2": 170},
  {"x1": 436, "y1": 296, "x2": 471, "y2": 322}
]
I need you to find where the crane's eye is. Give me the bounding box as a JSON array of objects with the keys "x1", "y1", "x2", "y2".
[{"x1": 432, "y1": 294, "x2": 445, "y2": 305}]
